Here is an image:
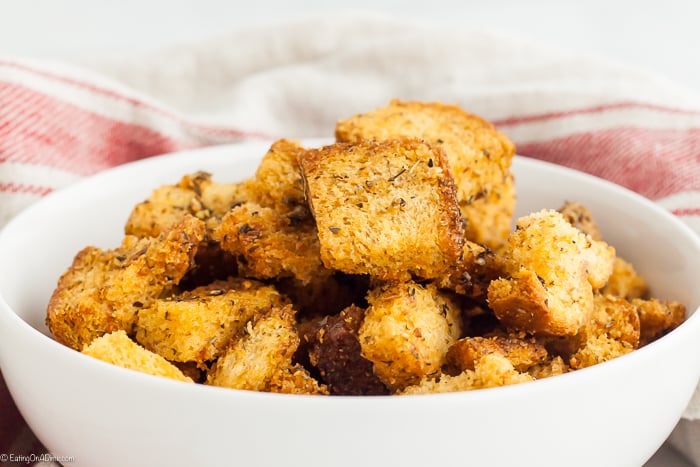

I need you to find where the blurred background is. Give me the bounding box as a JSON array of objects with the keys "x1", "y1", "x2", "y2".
[
  {"x1": 0, "y1": 0, "x2": 699, "y2": 95},
  {"x1": 1, "y1": 1, "x2": 697, "y2": 465}
]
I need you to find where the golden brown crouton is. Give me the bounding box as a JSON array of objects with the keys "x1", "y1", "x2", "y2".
[
  {"x1": 125, "y1": 171, "x2": 246, "y2": 238},
  {"x1": 400, "y1": 353, "x2": 532, "y2": 395},
  {"x1": 527, "y1": 356, "x2": 569, "y2": 380},
  {"x1": 216, "y1": 201, "x2": 329, "y2": 285},
  {"x1": 358, "y1": 282, "x2": 463, "y2": 391},
  {"x1": 299, "y1": 138, "x2": 464, "y2": 281},
  {"x1": 446, "y1": 335, "x2": 548, "y2": 374},
  {"x1": 82, "y1": 330, "x2": 193, "y2": 383},
  {"x1": 335, "y1": 99, "x2": 516, "y2": 248},
  {"x1": 206, "y1": 305, "x2": 301, "y2": 392},
  {"x1": 135, "y1": 278, "x2": 288, "y2": 363},
  {"x1": 632, "y1": 298, "x2": 686, "y2": 345},
  {"x1": 306, "y1": 305, "x2": 389, "y2": 395},
  {"x1": 558, "y1": 201, "x2": 603, "y2": 241},
  {"x1": 47, "y1": 216, "x2": 206, "y2": 350},
  {"x1": 601, "y1": 258, "x2": 649, "y2": 300},
  {"x1": 241, "y1": 139, "x2": 308, "y2": 214},
  {"x1": 487, "y1": 210, "x2": 615, "y2": 336},
  {"x1": 267, "y1": 364, "x2": 330, "y2": 395},
  {"x1": 569, "y1": 294, "x2": 640, "y2": 369}
]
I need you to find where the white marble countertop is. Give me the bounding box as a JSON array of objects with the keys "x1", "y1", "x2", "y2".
[{"x1": 0, "y1": 1, "x2": 696, "y2": 465}]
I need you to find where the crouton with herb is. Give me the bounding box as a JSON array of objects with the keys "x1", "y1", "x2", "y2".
[
  {"x1": 335, "y1": 99, "x2": 515, "y2": 248},
  {"x1": 135, "y1": 278, "x2": 288, "y2": 364},
  {"x1": 400, "y1": 353, "x2": 532, "y2": 395},
  {"x1": 445, "y1": 334, "x2": 548, "y2": 374},
  {"x1": 82, "y1": 330, "x2": 193, "y2": 383},
  {"x1": 126, "y1": 171, "x2": 246, "y2": 238},
  {"x1": 632, "y1": 298, "x2": 685, "y2": 346},
  {"x1": 487, "y1": 209, "x2": 615, "y2": 336},
  {"x1": 358, "y1": 281, "x2": 463, "y2": 391},
  {"x1": 207, "y1": 305, "x2": 326, "y2": 394},
  {"x1": 47, "y1": 215, "x2": 206, "y2": 351},
  {"x1": 299, "y1": 138, "x2": 464, "y2": 281}
]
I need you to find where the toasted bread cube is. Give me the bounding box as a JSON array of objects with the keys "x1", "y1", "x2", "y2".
[
  {"x1": 335, "y1": 99, "x2": 515, "y2": 248},
  {"x1": 463, "y1": 173, "x2": 516, "y2": 249},
  {"x1": 446, "y1": 335, "x2": 548, "y2": 374},
  {"x1": 306, "y1": 305, "x2": 388, "y2": 395},
  {"x1": 206, "y1": 305, "x2": 301, "y2": 391},
  {"x1": 216, "y1": 201, "x2": 329, "y2": 285},
  {"x1": 601, "y1": 258, "x2": 649, "y2": 300},
  {"x1": 267, "y1": 364, "x2": 330, "y2": 395},
  {"x1": 300, "y1": 138, "x2": 464, "y2": 281},
  {"x1": 527, "y1": 356, "x2": 569, "y2": 379},
  {"x1": 632, "y1": 298, "x2": 686, "y2": 345},
  {"x1": 47, "y1": 216, "x2": 206, "y2": 350},
  {"x1": 135, "y1": 278, "x2": 288, "y2": 363},
  {"x1": 437, "y1": 240, "x2": 506, "y2": 299},
  {"x1": 569, "y1": 294, "x2": 640, "y2": 369},
  {"x1": 242, "y1": 139, "x2": 309, "y2": 214},
  {"x1": 558, "y1": 201, "x2": 603, "y2": 241},
  {"x1": 82, "y1": 330, "x2": 193, "y2": 383},
  {"x1": 126, "y1": 171, "x2": 246, "y2": 237},
  {"x1": 400, "y1": 354, "x2": 532, "y2": 395},
  {"x1": 487, "y1": 210, "x2": 615, "y2": 336},
  {"x1": 358, "y1": 281, "x2": 463, "y2": 391}
]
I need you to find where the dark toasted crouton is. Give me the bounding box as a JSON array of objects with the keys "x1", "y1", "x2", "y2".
[{"x1": 307, "y1": 305, "x2": 389, "y2": 395}]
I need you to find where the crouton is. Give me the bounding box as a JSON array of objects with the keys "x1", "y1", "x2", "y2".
[
  {"x1": 400, "y1": 353, "x2": 532, "y2": 395},
  {"x1": 299, "y1": 138, "x2": 464, "y2": 281},
  {"x1": 216, "y1": 201, "x2": 329, "y2": 285},
  {"x1": 569, "y1": 294, "x2": 640, "y2": 369},
  {"x1": 82, "y1": 330, "x2": 193, "y2": 383},
  {"x1": 358, "y1": 281, "x2": 463, "y2": 391},
  {"x1": 306, "y1": 305, "x2": 389, "y2": 395},
  {"x1": 437, "y1": 240, "x2": 506, "y2": 299},
  {"x1": 47, "y1": 216, "x2": 206, "y2": 350},
  {"x1": 632, "y1": 298, "x2": 686, "y2": 345},
  {"x1": 335, "y1": 99, "x2": 515, "y2": 248},
  {"x1": 268, "y1": 364, "x2": 330, "y2": 395},
  {"x1": 206, "y1": 305, "x2": 302, "y2": 392},
  {"x1": 241, "y1": 139, "x2": 308, "y2": 214},
  {"x1": 527, "y1": 356, "x2": 569, "y2": 379},
  {"x1": 125, "y1": 171, "x2": 246, "y2": 237},
  {"x1": 601, "y1": 258, "x2": 649, "y2": 300},
  {"x1": 487, "y1": 209, "x2": 615, "y2": 336},
  {"x1": 135, "y1": 278, "x2": 288, "y2": 363},
  {"x1": 558, "y1": 201, "x2": 603, "y2": 241},
  {"x1": 445, "y1": 334, "x2": 548, "y2": 374}
]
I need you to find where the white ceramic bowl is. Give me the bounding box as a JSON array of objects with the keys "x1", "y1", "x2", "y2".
[{"x1": 1, "y1": 141, "x2": 699, "y2": 467}]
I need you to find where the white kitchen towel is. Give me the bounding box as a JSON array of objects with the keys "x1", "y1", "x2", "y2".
[{"x1": 1, "y1": 14, "x2": 698, "y2": 464}]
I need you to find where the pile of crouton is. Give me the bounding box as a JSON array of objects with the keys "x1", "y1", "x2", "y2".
[{"x1": 48, "y1": 100, "x2": 685, "y2": 396}]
